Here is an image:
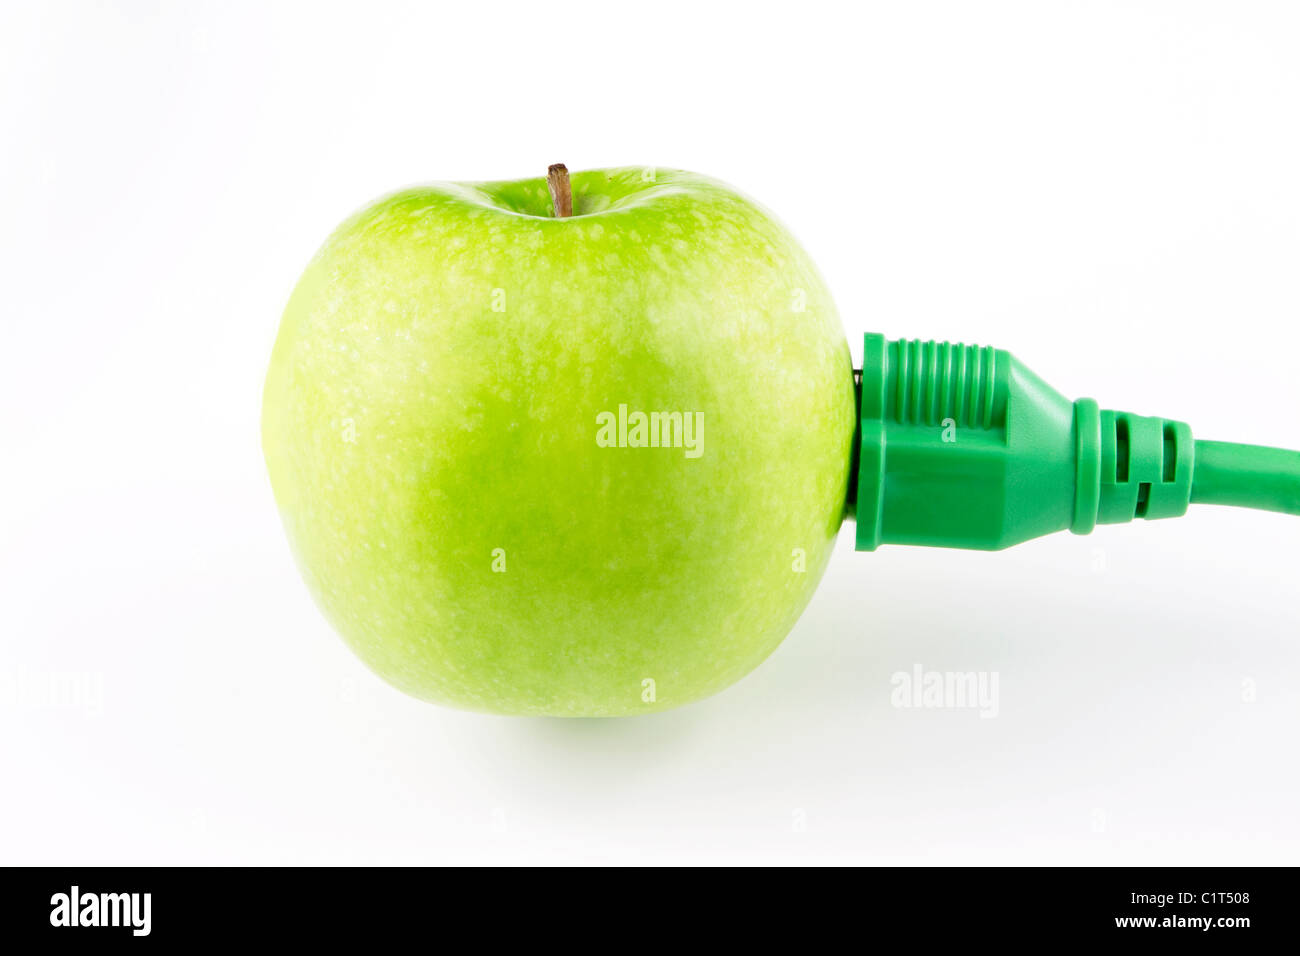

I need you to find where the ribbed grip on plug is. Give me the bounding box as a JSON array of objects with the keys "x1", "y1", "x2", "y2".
[{"x1": 890, "y1": 339, "x2": 1004, "y2": 429}]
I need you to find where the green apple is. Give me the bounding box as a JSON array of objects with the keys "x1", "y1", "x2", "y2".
[{"x1": 262, "y1": 166, "x2": 854, "y2": 716}]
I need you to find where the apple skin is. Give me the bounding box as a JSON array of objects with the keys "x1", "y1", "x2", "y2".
[{"x1": 263, "y1": 167, "x2": 854, "y2": 716}]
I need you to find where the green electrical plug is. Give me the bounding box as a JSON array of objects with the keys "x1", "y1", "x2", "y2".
[{"x1": 852, "y1": 333, "x2": 1300, "y2": 551}]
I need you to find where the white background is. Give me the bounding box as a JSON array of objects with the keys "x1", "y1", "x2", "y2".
[{"x1": 2, "y1": 0, "x2": 1298, "y2": 865}]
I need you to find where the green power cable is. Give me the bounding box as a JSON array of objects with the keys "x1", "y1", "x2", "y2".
[
  {"x1": 852, "y1": 333, "x2": 1300, "y2": 552},
  {"x1": 1191, "y1": 440, "x2": 1300, "y2": 516}
]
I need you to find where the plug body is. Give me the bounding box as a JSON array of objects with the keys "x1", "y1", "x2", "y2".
[{"x1": 853, "y1": 333, "x2": 1193, "y2": 551}]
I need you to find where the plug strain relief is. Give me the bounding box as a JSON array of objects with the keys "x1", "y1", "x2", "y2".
[{"x1": 1073, "y1": 404, "x2": 1194, "y2": 529}]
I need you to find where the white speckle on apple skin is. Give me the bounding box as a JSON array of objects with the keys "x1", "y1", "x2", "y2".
[{"x1": 263, "y1": 167, "x2": 854, "y2": 716}]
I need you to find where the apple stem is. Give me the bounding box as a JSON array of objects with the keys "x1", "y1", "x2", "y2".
[{"x1": 547, "y1": 164, "x2": 573, "y2": 218}]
